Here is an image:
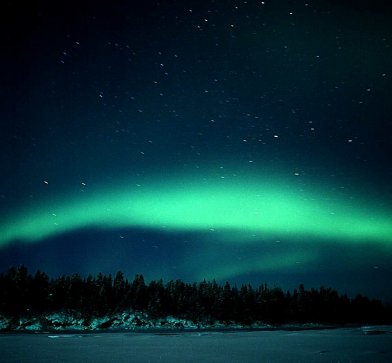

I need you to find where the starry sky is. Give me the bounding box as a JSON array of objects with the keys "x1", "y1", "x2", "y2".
[{"x1": 1, "y1": 0, "x2": 392, "y2": 301}]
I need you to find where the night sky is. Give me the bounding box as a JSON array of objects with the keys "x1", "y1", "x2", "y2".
[{"x1": 1, "y1": 1, "x2": 392, "y2": 301}]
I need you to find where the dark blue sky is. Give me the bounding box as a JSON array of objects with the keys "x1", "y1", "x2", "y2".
[{"x1": 1, "y1": 0, "x2": 392, "y2": 301}]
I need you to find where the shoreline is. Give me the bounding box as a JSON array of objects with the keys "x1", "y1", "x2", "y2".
[
  {"x1": 2, "y1": 309, "x2": 391, "y2": 334},
  {"x1": 2, "y1": 323, "x2": 388, "y2": 335}
]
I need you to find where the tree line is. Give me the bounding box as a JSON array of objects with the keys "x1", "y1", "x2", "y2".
[{"x1": 0, "y1": 266, "x2": 390, "y2": 325}]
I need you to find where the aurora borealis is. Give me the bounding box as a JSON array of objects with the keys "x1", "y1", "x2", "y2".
[
  {"x1": 1, "y1": 1, "x2": 392, "y2": 301},
  {"x1": 1, "y1": 175, "x2": 392, "y2": 246}
]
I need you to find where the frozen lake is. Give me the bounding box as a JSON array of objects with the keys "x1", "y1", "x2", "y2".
[{"x1": 1, "y1": 327, "x2": 391, "y2": 362}]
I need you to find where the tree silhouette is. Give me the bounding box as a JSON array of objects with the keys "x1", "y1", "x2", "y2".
[{"x1": 0, "y1": 266, "x2": 390, "y2": 326}]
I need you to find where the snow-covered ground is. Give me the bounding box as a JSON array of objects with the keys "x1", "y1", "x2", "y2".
[
  {"x1": 0, "y1": 311, "x2": 271, "y2": 331},
  {"x1": 1, "y1": 327, "x2": 391, "y2": 363}
]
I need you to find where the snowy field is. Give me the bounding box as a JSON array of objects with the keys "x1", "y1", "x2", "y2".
[{"x1": 1, "y1": 327, "x2": 391, "y2": 363}]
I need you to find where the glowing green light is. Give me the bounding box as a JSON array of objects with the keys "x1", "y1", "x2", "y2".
[
  {"x1": 197, "y1": 250, "x2": 318, "y2": 281},
  {"x1": 1, "y1": 176, "x2": 391, "y2": 247}
]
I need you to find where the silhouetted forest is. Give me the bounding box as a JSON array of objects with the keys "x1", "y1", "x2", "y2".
[{"x1": 0, "y1": 266, "x2": 390, "y2": 325}]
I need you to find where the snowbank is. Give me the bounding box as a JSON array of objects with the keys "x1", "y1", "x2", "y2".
[{"x1": 0, "y1": 312, "x2": 273, "y2": 332}]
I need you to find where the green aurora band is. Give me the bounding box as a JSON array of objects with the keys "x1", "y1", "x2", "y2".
[
  {"x1": 195, "y1": 250, "x2": 319, "y2": 281},
  {"x1": 1, "y1": 177, "x2": 392, "y2": 248}
]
